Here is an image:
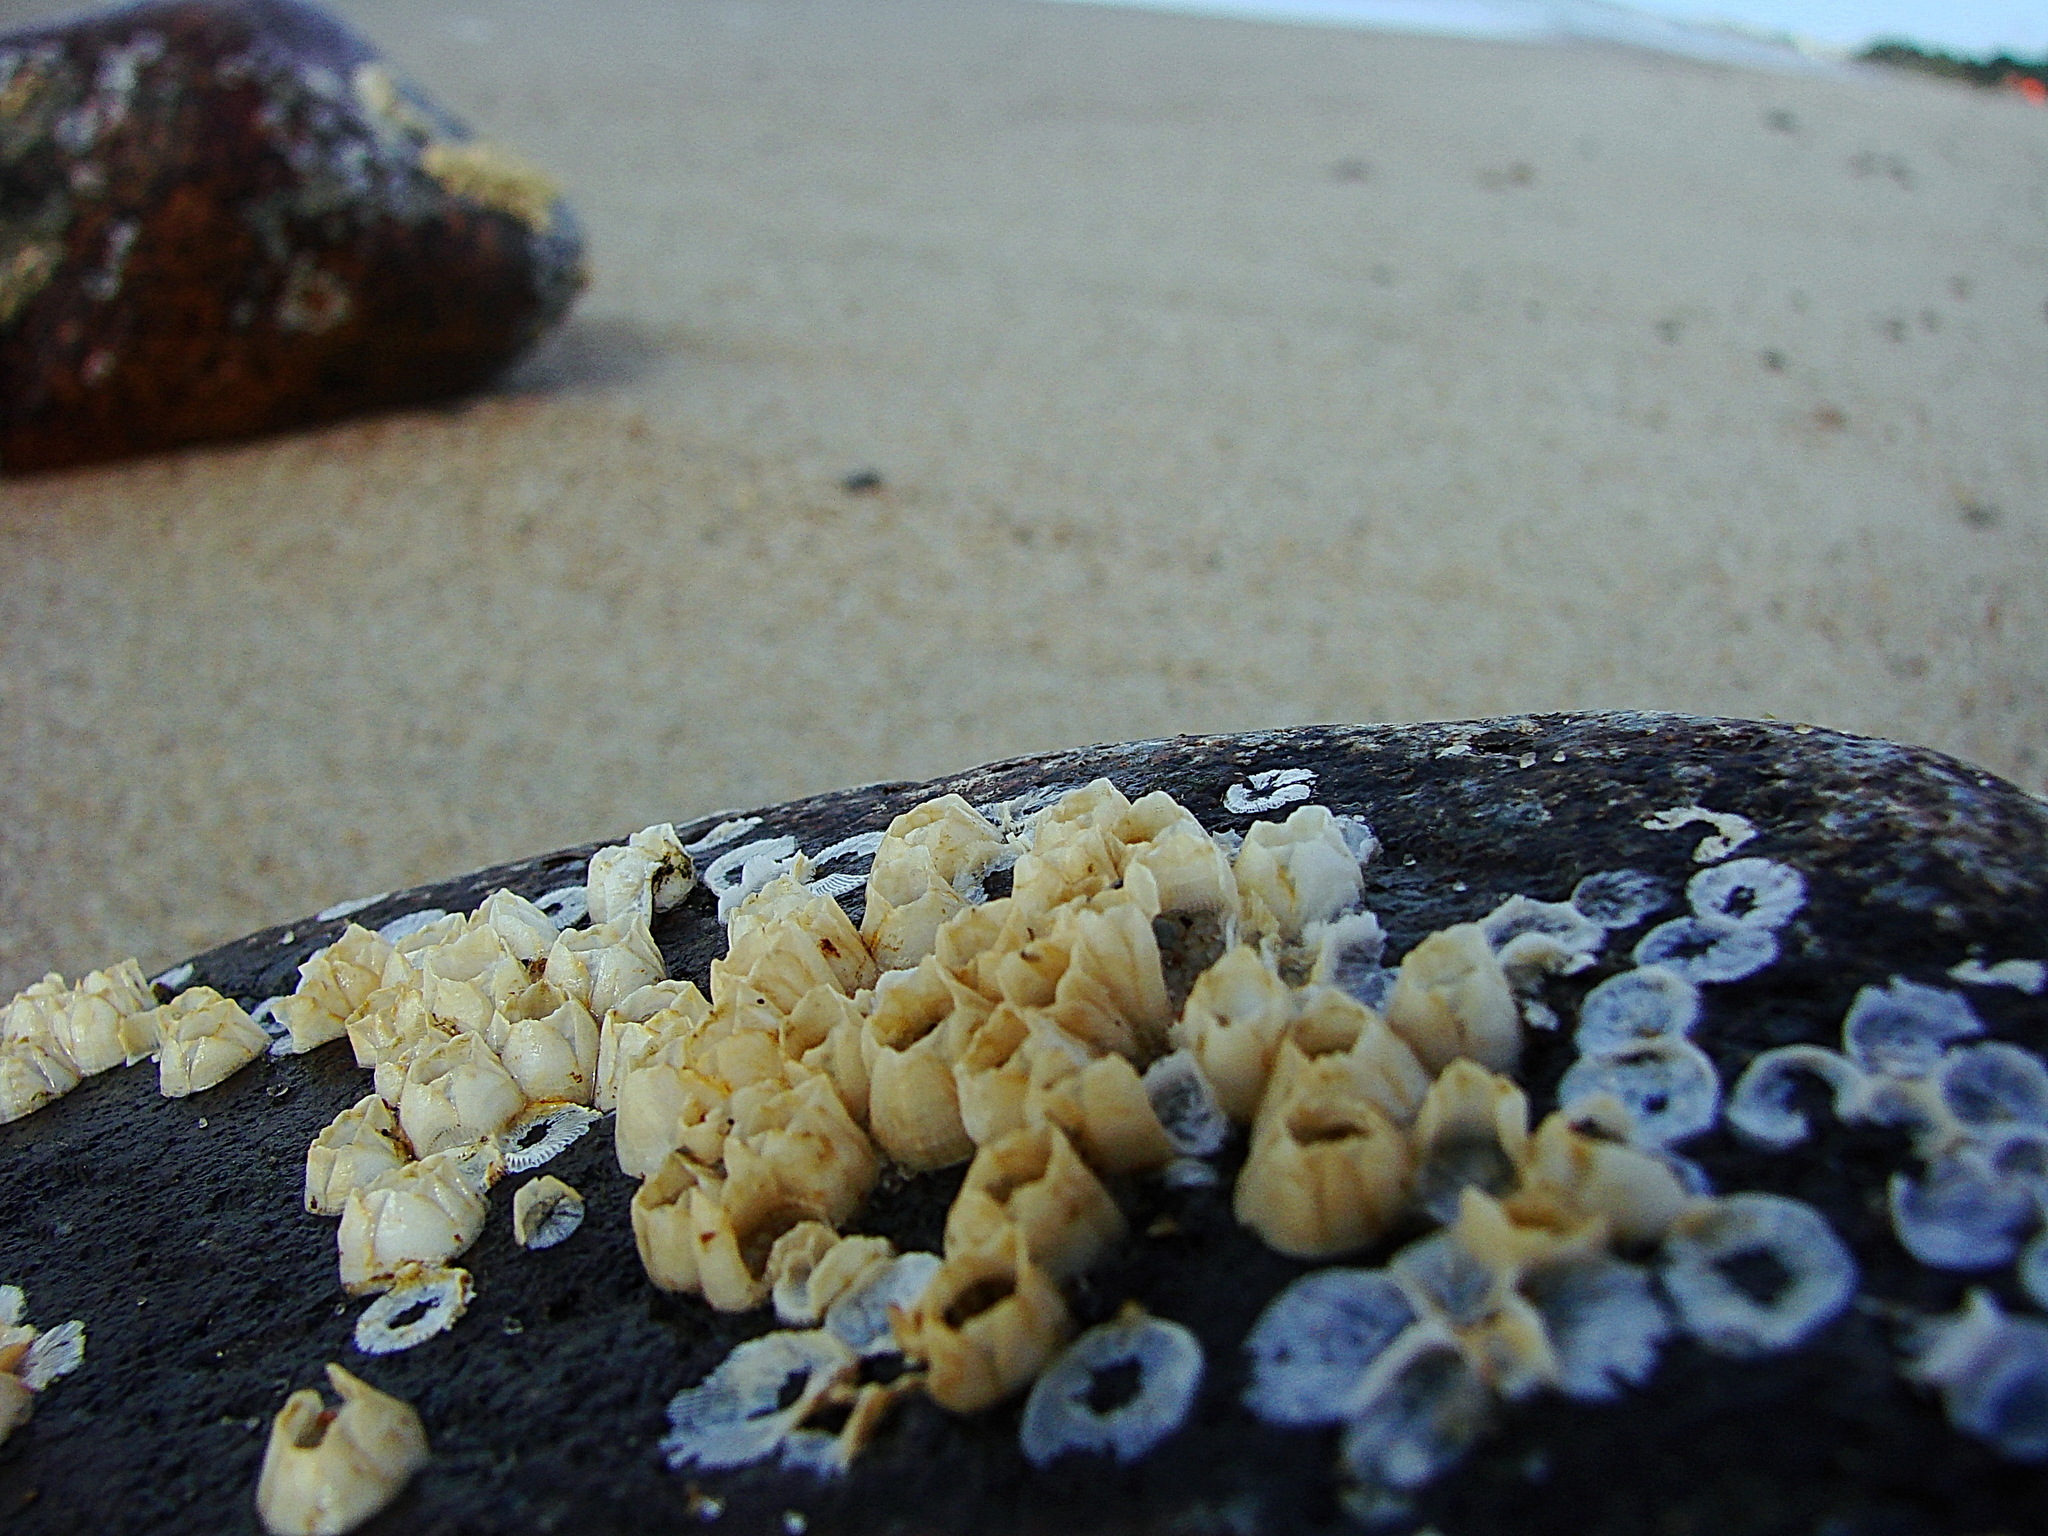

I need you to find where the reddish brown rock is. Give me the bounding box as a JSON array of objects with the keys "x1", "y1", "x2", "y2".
[{"x1": 0, "y1": 0, "x2": 586, "y2": 473}]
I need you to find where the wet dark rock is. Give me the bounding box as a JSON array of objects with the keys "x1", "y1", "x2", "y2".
[
  {"x1": 3, "y1": 712, "x2": 2047, "y2": 1534},
  {"x1": 0, "y1": 0, "x2": 584, "y2": 473}
]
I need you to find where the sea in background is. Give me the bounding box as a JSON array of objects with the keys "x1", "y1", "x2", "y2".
[{"x1": 1040, "y1": 0, "x2": 2046, "y2": 72}]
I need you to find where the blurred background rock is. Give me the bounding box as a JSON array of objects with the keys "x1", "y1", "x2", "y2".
[{"x1": 0, "y1": 0, "x2": 2042, "y2": 994}]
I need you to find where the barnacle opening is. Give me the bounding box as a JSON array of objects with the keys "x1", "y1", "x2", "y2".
[{"x1": 1019, "y1": 1310, "x2": 1205, "y2": 1466}]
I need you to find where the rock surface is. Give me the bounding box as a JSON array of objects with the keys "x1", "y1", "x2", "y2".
[
  {"x1": 2, "y1": 712, "x2": 2046, "y2": 1534},
  {"x1": 0, "y1": 0, "x2": 584, "y2": 473}
]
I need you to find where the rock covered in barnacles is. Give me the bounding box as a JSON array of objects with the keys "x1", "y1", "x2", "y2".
[
  {"x1": 0, "y1": 0, "x2": 585, "y2": 473},
  {"x1": 255, "y1": 1364, "x2": 427, "y2": 1535}
]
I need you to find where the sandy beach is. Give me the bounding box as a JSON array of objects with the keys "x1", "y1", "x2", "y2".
[{"x1": 0, "y1": 0, "x2": 2043, "y2": 995}]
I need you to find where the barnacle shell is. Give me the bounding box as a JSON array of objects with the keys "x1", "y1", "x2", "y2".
[
  {"x1": 397, "y1": 1032, "x2": 526, "y2": 1157},
  {"x1": 1242, "y1": 1267, "x2": 1419, "y2": 1427},
  {"x1": 864, "y1": 960, "x2": 985, "y2": 1170},
  {"x1": 1507, "y1": 1111, "x2": 1690, "y2": 1247},
  {"x1": 512, "y1": 1176, "x2": 585, "y2": 1250},
  {"x1": 587, "y1": 823, "x2": 698, "y2": 927},
  {"x1": 255, "y1": 1364, "x2": 428, "y2": 1536},
  {"x1": 1121, "y1": 807, "x2": 1238, "y2": 916},
  {"x1": 1574, "y1": 966, "x2": 1701, "y2": 1054},
  {"x1": 1337, "y1": 1326, "x2": 1491, "y2": 1518},
  {"x1": 1020, "y1": 1310, "x2": 1205, "y2": 1466},
  {"x1": 283, "y1": 926, "x2": 394, "y2": 1055},
  {"x1": 495, "y1": 994, "x2": 600, "y2": 1106},
  {"x1": 1557, "y1": 1038, "x2": 1721, "y2": 1147},
  {"x1": 613, "y1": 1043, "x2": 732, "y2": 1180},
  {"x1": 1236, "y1": 1040, "x2": 1414, "y2": 1258},
  {"x1": 499, "y1": 1102, "x2": 601, "y2": 1174},
  {"x1": 1660, "y1": 1193, "x2": 1856, "y2": 1354},
  {"x1": 722, "y1": 875, "x2": 876, "y2": 1005},
  {"x1": 473, "y1": 888, "x2": 561, "y2": 961},
  {"x1": 595, "y1": 980, "x2": 710, "y2": 1112},
  {"x1": 1024, "y1": 1049, "x2": 1177, "y2": 1175},
  {"x1": 1384, "y1": 924, "x2": 1521, "y2": 1076},
  {"x1": 824, "y1": 1250, "x2": 945, "y2": 1354},
  {"x1": 768, "y1": 1225, "x2": 895, "y2": 1328},
  {"x1": 1141, "y1": 1050, "x2": 1230, "y2": 1158},
  {"x1": 1521, "y1": 1254, "x2": 1671, "y2": 1402},
  {"x1": 1411, "y1": 1061, "x2": 1530, "y2": 1224},
  {"x1": 155, "y1": 987, "x2": 270, "y2": 1097},
  {"x1": 0, "y1": 1371, "x2": 30, "y2": 1446},
  {"x1": 1287, "y1": 987, "x2": 1431, "y2": 1126},
  {"x1": 543, "y1": 915, "x2": 666, "y2": 1020},
  {"x1": 631, "y1": 1149, "x2": 711, "y2": 1294},
  {"x1": 0, "y1": 1033, "x2": 83, "y2": 1123},
  {"x1": 1908, "y1": 1290, "x2": 2048, "y2": 1461},
  {"x1": 726, "y1": 1072, "x2": 880, "y2": 1230},
  {"x1": 1169, "y1": 946, "x2": 1298, "y2": 1122},
  {"x1": 336, "y1": 1144, "x2": 498, "y2": 1293},
  {"x1": 893, "y1": 1228, "x2": 1073, "y2": 1413},
  {"x1": 352, "y1": 1266, "x2": 473, "y2": 1355},
  {"x1": 660, "y1": 1329, "x2": 858, "y2": 1473},
  {"x1": 1233, "y1": 805, "x2": 1365, "y2": 943},
  {"x1": 946, "y1": 1125, "x2": 1126, "y2": 1279},
  {"x1": 47, "y1": 959, "x2": 160, "y2": 1073},
  {"x1": 305, "y1": 1095, "x2": 411, "y2": 1217},
  {"x1": 862, "y1": 796, "x2": 1008, "y2": 969}
]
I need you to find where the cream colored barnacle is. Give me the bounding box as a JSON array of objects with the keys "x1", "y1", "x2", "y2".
[
  {"x1": 50, "y1": 959, "x2": 160, "y2": 1073},
  {"x1": 494, "y1": 994, "x2": 600, "y2": 1106},
  {"x1": 862, "y1": 795, "x2": 1010, "y2": 970},
  {"x1": 0, "y1": 1032, "x2": 82, "y2": 1124},
  {"x1": 305, "y1": 1095, "x2": 411, "y2": 1217},
  {"x1": 945, "y1": 1125, "x2": 1126, "y2": 1279},
  {"x1": 155, "y1": 987, "x2": 270, "y2": 1097},
  {"x1": 1233, "y1": 804, "x2": 1365, "y2": 944},
  {"x1": 255, "y1": 1364, "x2": 428, "y2": 1536},
  {"x1": 1168, "y1": 945, "x2": 1298, "y2": 1122},
  {"x1": 396, "y1": 1031, "x2": 526, "y2": 1157},
  {"x1": 595, "y1": 980, "x2": 710, "y2": 1113},
  {"x1": 512, "y1": 1176, "x2": 585, "y2": 1250},
  {"x1": 1410, "y1": 1060, "x2": 1531, "y2": 1223},
  {"x1": 283, "y1": 926, "x2": 395, "y2": 1055},
  {"x1": 767, "y1": 1226, "x2": 896, "y2": 1328},
  {"x1": 893, "y1": 1227, "x2": 1073, "y2": 1413},
  {"x1": 543, "y1": 915, "x2": 666, "y2": 1020},
  {"x1": 587, "y1": 823, "x2": 699, "y2": 927},
  {"x1": 864, "y1": 959, "x2": 986, "y2": 1170},
  {"x1": 336, "y1": 1143, "x2": 500, "y2": 1293},
  {"x1": 1384, "y1": 924, "x2": 1521, "y2": 1076}
]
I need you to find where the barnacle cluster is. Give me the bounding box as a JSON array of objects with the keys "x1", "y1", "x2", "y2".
[
  {"x1": 0, "y1": 1285, "x2": 86, "y2": 1448},
  {"x1": 285, "y1": 828, "x2": 691, "y2": 1339},
  {"x1": 0, "y1": 958, "x2": 179, "y2": 1121}
]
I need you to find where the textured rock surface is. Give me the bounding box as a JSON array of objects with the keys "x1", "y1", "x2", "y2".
[
  {"x1": 0, "y1": 0, "x2": 584, "y2": 473},
  {"x1": 2, "y1": 712, "x2": 2045, "y2": 1534}
]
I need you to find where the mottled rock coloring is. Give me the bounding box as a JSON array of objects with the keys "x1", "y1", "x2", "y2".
[
  {"x1": 2, "y1": 713, "x2": 2045, "y2": 1534},
  {"x1": 0, "y1": 0, "x2": 585, "y2": 473}
]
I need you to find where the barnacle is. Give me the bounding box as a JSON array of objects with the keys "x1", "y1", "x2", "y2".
[
  {"x1": 0, "y1": 1031, "x2": 82, "y2": 1124},
  {"x1": 1243, "y1": 1268, "x2": 1418, "y2": 1426},
  {"x1": 587, "y1": 823, "x2": 698, "y2": 926},
  {"x1": 596, "y1": 980, "x2": 709, "y2": 1112},
  {"x1": 864, "y1": 959, "x2": 985, "y2": 1170},
  {"x1": 660, "y1": 1330, "x2": 858, "y2": 1473},
  {"x1": 1384, "y1": 924, "x2": 1521, "y2": 1076},
  {"x1": 1570, "y1": 869, "x2": 1669, "y2": 929},
  {"x1": 1508, "y1": 1111, "x2": 1690, "y2": 1247},
  {"x1": 1630, "y1": 917, "x2": 1778, "y2": 984},
  {"x1": 945, "y1": 1125, "x2": 1126, "y2": 1279},
  {"x1": 1573, "y1": 966, "x2": 1700, "y2": 1054},
  {"x1": 1556, "y1": 1038, "x2": 1721, "y2": 1146},
  {"x1": 336, "y1": 1143, "x2": 500, "y2": 1293},
  {"x1": 1844, "y1": 978, "x2": 1985, "y2": 1078},
  {"x1": 862, "y1": 796, "x2": 1009, "y2": 969},
  {"x1": 283, "y1": 926, "x2": 394, "y2": 1055},
  {"x1": 306, "y1": 1095, "x2": 411, "y2": 1217},
  {"x1": 494, "y1": 994, "x2": 600, "y2": 1106},
  {"x1": 396, "y1": 1032, "x2": 527, "y2": 1157},
  {"x1": 1888, "y1": 1150, "x2": 2038, "y2": 1269},
  {"x1": 1233, "y1": 805, "x2": 1365, "y2": 943},
  {"x1": 512, "y1": 1176, "x2": 585, "y2": 1250},
  {"x1": 1480, "y1": 896, "x2": 1606, "y2": 981},
  {"x1": 352, "y1": 1266, "x2": 474, "y2": 1354},
  {"x1": 0, "y1": 1287, "x2": 85, "y2": 1447},
  {"x1": 255, "y1": 1364, "x2": 429, "y2": 1536},
  {"x1": 39, "y1": 959, "x2": 159, "y2": 1074},
  {"x1": 543, "y1": 915, "x2": 666, "y2": 1021},
  {"x1": 1336, "y1": 1327, "x2": 1492, "y2": 1522},
  {"x1": 893, "y1": 1228, "x2": 1072, "y2": 1413},
  {"x1": 1520, "y1": 1255, "x2": 1670, "y2": 1402},
  {"x1": 500, "y1": 1102, "x2": 601, "y2": 1174},
  {"x1": 1141, "y1": 1050, "x2": 1230, "y2": 1157},
  {"x1": 1908, "y1": 1290, "x2": 2048, "y2": 1460},
  {"x1": 1659, "y1": 1193, "x2": 1856, "y2": 1354},
  {"x1": 1686, "y1": 858, "x2": 1805, "y2": 931},
  {"x1": 155, "y1": 987, "x2": 270, "y2": 1097},
  {"x1": 824, "y1": 1250, "x2": 944, "y2": 1355},
  {"x1": 1168, "y1": 946, "x2": 1298, "y2": 1122},
  {"x1": 1411, "y1": 1061, "x2": 1529, "y2": 1223},
  {"x1": 768, "y1": 1226, "x2": 895, "y2": 1328},
  {"x1": 1019, "y1": 1309, "x2": 1204, "y2": 1466}
]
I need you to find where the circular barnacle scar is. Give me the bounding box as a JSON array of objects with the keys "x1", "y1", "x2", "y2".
[
  {"x1": 823, "y1": 1252, "x2": 943, "y2": 1357},
  {"x1": 1726, "y1": 1045, "x2": 1869, "y2": 1149},
  {"x1": 1337, "y1": 1329, "x2": 1492, "y2": 1512},
  {"x1": 1574, "y1": 966, "x2": 1702, "y2": 1054},
  {"x1": 1910, "y1": 1292, "x2": 2048, "y2": 1461},
  {"x1": 1556, "y1": 1038, "x2": 1721, "y2": 1146},
  {"x1": 500, "y1": 1104, "x2": 601, "y2": 1174},
  {"x1": 1685, "y1": 858, "x2": 1806, "y2": 931},
  {"x1": 1936, "y1": 1043, "x2": 2048, "y2": 1135},
  {"x1": 1570, "y1": 869, "x2": 1671, "y2": 930},
  {"x1": 1842, "y1": 978, "x2": 1984, "y2": 1079},
  {"x1": 1242, "y1": 1269, "x2": 1419, "y2": 1428},
  {"x1": 1019, "y1": 1311, "x2": 1205, "y2": 1467},
  {"x1": 1660, "y1": 1194, "x2": 1857, "y2": 1355},
  {"x1": 660, "y1": 1330, "x2": 856, "y2": 1473},
  {"x1": 1888, "y1": 1156, "x2": 2039, "y2": 1270},
  {"x1": 1631, "y1": 917, "x2": 1779, "y2": 985},
  {"x1": 1480, "y1": 896, "x2": 1605, "y2": 957},
  {"x1": 353, "y1": 1266, "x2": 475, "y2": 1355},
  {"x1": 1521, "y1": 1257, "x2": 1670, "y2": 1403}
]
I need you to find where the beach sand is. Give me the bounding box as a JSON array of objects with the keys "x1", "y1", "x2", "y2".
[{"x1": 0, "y1": 0, "x2": 2043, "y2": 995}]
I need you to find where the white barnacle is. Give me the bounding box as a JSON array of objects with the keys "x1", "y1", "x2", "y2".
[
  {"x1": 306, "y1": 1095, "x2": 411, "y2": 1217},
  {"x1": 1841, "y1": 978, "x2": 1983, "y2": 1079},
  {"x1": 1020, "y1": 1310, "x2": 1205, "y2": 1467},
  {"x1": 1169, "y1": 946, "x2": 1299, "y2": 1123},
  {"x1": 1888, "y1": 1151, "x2": 2039, "y2": 1270},
  {"x1": 587, "y1": 824, "x2": 699, "y2": 927},
  {"x1": 1242, "y1": 1268, "x2": 1418, "y2": 1427},
  {"x1": 337, "y1": 1143, "x2": 500, "y2": 1293},
  {"x1": 769, "y1": 1227, "x2": 896, "y2": 1329},
  {"x1": 1480, "y1": 896, "x2": 1605, "y2": 968},
  {"x1": 1337, "y1": 1327, "x2": 1491, "y2": 1519},
  {"x1": 397, "y1": 1031, "x2": 526, "y2": 1157},
  {"x1": 352, "y1": 1266, "x2": 474, "y2": 1355},
  {"x1": 1383, "y1": 924, "x2": 1522, "y2": 1076},
  {"x1": 1141, "y1": 1050, "x2": 1229, "y2": 1159},
  {"x1": 512, "y1": 1176, "x2": 585, "y2": 1250},
  {"x1": 282, "y1": 926, "x2": 393, "y2": 1055},
  {"x1": 155, "y1": 987, "x2": 271, "y2": 1097},
  {"x1": 1305, "y1": 910, "x2": 1392, "y2": 1009},
  {"x1": 660, "y1": 1329, "x2": 858, "y2": 1472},
  {"x1": 499, "y1": 1103, "x2": 601, "y2": 1174},
  {"x1": 1660, "y1": 1193, "x2": 1856, "y2": 1354},
  {"x1": 1234, "y1": 805, "x2": 1365, "y2": 942},
  {"x1": 1907, "y1": 1291, "x2": 2048, "y2": 1461},
  {"x1": 1640, "y1": 806, "x2": 1757, "y2": 862},
  {"x1": 1686, "y1": 858, "x2": 1805, "y2": 931},
  {"x1": 1935, "y1": 1042, "x2": 2048, "y2": 1137},
  {"x1": 1570, "y1": 869, "x2": 1670, "y2": 930},
  {"x1": 377, "y1": 909, "x2": 452, "y2": 946},
  {"x1": 1573, "y1": 967, "x2": 1701, "y2": 1055},
  {"x1": 255, "y1": 1363, "x2": 429, "y2": 1536},
  {"x1": 1949, "y1": 959, "x2": 2048, "y2": 995},
  {"x1": 1725, "y1": 1045, "x2": 1869, "y2": 1150},
  {"x1": 705, "y1": 837, "x2": 802, "y2": 925},
  {"x1": 1521, "y1": 1257, "x2": 1670, "y2": 1402},
  {"x1": 1223, "y1": 767, "x2": 1316, "y2": 815},
  {"x1": 893, "y1": 1229, "x2": 1073, "y2": 1413},
  {"x1": 1631, "y1": 917, "x2": 1778, "y2": 986},
  {"x1": 822, "y1": 1251, "x2": 943, "y2": 1356},
  {"x1": 543, "y1": 915, "x2": 667, "y2": 1020},
  {"x1": 0, "y1": 1033, "x2": 82, "y2": 1124},
  {"x1": 1556, "y1": 1038, "x2": 1720, "y2": 1147}
]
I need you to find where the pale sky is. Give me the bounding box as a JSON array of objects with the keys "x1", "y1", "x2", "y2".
[{"x1": 1634, "y1": 1, "x2": 2046, "y2": 55}]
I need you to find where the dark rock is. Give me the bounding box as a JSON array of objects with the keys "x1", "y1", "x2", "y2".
[
  {"x1": 3, "y1": 712, "x2": 2046, "y2": 1535},
  {"x1": 0, "y1": 0, "x2": 584, "y2": 473}
]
